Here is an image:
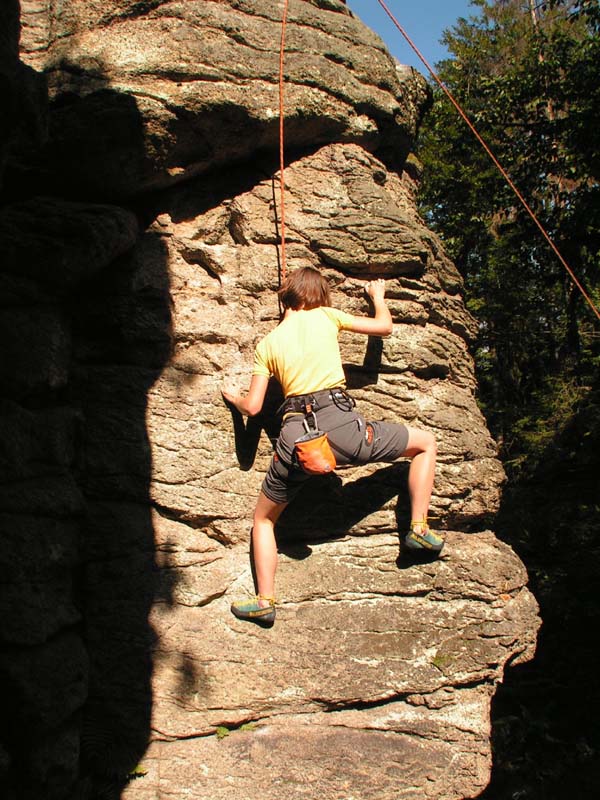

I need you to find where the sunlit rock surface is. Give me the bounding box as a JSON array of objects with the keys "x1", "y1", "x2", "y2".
[{"x1": 0, "y1": 1, "x2": 539, "y2": 798}]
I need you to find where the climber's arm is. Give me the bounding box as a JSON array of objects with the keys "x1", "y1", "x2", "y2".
[
  {"x1": 346, "y1": 278, "x2": 393, "y2": 337},
  {"x1": 222, "y1": 374, "x2": 269, "y2": 417}
]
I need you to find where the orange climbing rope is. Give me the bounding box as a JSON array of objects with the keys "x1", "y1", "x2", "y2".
[
  {"x1": 278, "y1": 0, "x2": 289, "y2": 284},
  {"x1": 374, "y1": 0, "x2": 600, "y2": 322}
]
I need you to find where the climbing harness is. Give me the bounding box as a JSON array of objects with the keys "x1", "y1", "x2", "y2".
[
  {"x1": 374, "y1": 0, "x2": 600, "y2": 323},
  {"x1": 279, "y1": 387, "x2": 367, "y2": 473},
  {"x1": 279, "y1": 386, "x2": 355, "y2": 416},
  {"x1": 280, "y1": 390, "x2": 343, "y2": 475},
  {"x1": 277, "y1": 387, "x2": 356, "y2": 474}
]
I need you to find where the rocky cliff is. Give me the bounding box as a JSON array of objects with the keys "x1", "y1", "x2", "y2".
[{"x1": 0, "y1": 2, "x2": 539, "y2": 799}]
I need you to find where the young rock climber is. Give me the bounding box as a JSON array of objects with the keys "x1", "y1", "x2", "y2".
[{"x1": 222, "y1": 267, "x2": 443, "y2": 625}]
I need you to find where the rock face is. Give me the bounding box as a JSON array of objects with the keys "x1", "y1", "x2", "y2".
[
  {"x1": 17, "y1": 0, "x2": 429, "y2": 197},
  {"x1": 0, "y1": 2, "x2": 539, "y2": 799},
  {"x1": 135, "y1": 530, "x2": 537, "y2": 800}
]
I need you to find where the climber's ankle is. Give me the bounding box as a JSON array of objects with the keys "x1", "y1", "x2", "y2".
[
  {"x1": 410, "y1": 518, "x2": 428, "y2": 535},
  {"x1": 257, "y1": 594, "x2": 275, "y2": 608}
]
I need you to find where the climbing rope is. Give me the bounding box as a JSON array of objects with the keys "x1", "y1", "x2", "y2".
[
  {"x1": 374, "y1": 0, "x2": 600, "y2": 322},
  {"x1": 278, "y1": 0, "x2": 289, "y2": 285}
]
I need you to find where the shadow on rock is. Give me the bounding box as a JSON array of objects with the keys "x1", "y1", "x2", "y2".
[
  {"x1": 3, "y1": 50, "x2": 151, "y2": 203},
  {"x1": 277, "y1": 462, "x2": 410, "y2": 548},
  {"x1": 476, "y1": 388, "x2": 600, "y2": 799},
  {"x1": 0, "y1": 41, "x2": 184, "y2": 799},
  {"x1": 70, "y1": 229, "x2": 174, "y2": 798},
  {"x1": 225, "y1": 378, "x2": 284, "y2": 471}
]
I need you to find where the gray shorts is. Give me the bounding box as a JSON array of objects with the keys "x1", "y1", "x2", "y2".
[{"x1": 262, "y1": 403, "x2": 409, "y2": 505}]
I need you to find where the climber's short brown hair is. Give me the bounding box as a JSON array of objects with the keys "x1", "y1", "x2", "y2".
[{"x1": 278, "y1": 267, "x2": 331, "y2": 310}]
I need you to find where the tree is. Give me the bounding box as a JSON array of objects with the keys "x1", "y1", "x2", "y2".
[{"x1": 418, "y1": 0, "x2": 600, "y2": 469}]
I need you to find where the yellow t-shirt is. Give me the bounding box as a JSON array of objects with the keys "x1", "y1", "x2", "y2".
[{"x1": 253, "y1": 306, "x2": 355, "y2": 397}]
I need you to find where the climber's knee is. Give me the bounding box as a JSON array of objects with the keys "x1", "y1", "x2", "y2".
[
  {"x1": 253, "y1": 490, "x2": 288, "y2": 526},
  {"x1": 402, "y1": 427, "x2": 436, "y2": 458}
]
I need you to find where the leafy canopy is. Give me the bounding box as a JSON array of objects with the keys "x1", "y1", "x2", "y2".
[{"x1": 418, "y1": 0, "x2": 600, "y2": 469}]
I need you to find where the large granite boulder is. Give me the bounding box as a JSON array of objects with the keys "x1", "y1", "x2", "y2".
[
  {"x1": 16, "y1": 0, "x2": 429, "y2": 197},
  {"x1": 126, "y1": 531, "x2": 537, "y2": 800},
  {"x1": 145, "y1": 141, "x2": 504, "y2": 543},
  {"x1": 0, "y1": 2, "x2": 540, "y2": 799}
]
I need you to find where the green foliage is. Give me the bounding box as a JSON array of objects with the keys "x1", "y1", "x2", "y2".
[
  {"x1": 505, "y1": 373, "x2": 588, "y2": 472},
  {"x1": 431, "y1": 652, "x2": 452, "y2": 671},
  {"x1": 418, "y1": 0, "x2": 600, "y2": 468},
  {"x1": 126, "y1": 765, "x2": 148, "y2": 780},
  {"x1": 216, "y1": 722, "x2": 257, "y2": 740},
  {"x1": 418, "y1": 9, "x2": 600, "y2": 794},
  {"x1": 485, "y1": 378, "x2": 600, "y2": 798}
]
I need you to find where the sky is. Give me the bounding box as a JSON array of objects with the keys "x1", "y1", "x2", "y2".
[{"x1": 346, "y1": 0, "x2": 477, "y2": 73}]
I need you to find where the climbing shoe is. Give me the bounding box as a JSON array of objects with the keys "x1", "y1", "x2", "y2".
[
  {"x1": 404, "y1": 519, "x2": 444, "y2": 554},
  {"x1": 230, "y1": 595, "x2": 276, "y2": 626}
]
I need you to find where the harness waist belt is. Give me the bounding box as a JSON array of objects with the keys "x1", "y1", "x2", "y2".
[{"x1": 281, "y1": 387, "x2": 353, "y2": 415}]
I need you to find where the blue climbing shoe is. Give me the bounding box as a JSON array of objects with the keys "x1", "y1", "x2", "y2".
[
  {"x1": 404, "y1": 520, "x2": 444, "y2": 554},
  {"x1": 230, "y1": 595, "x2": 276, "y2": 626}
]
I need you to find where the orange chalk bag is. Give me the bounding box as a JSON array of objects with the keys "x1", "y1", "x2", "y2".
[{"x1": 294, "y1": 411, "x2": 336, "y2": 475}]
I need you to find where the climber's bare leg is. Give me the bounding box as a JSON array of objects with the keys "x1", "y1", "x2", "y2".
[
  {"x1": 402, "y1": 427, "x2": 436, "y2": 530},
  {"x1": 251, "y1": 491, "x2": 287, "y2": 602}
]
